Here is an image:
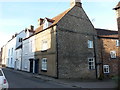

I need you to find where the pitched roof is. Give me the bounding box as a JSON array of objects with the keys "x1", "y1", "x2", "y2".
[
  {"x1": 113, "y1": 2, "x2": 120, "y2": 10},
  {"x1": 34, "y1": 8, "x2": 72, "y2": 34},
  {"x1": 96, "y1": 28, "x2": 118, "y2": 35}
]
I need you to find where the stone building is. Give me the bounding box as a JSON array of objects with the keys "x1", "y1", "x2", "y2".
[
  {"x1": 33, "y1": 0, "x2": 98, "y2": 79},
  {"x1": 96, "y1": 28, "x2": 118, "y2": 78}
]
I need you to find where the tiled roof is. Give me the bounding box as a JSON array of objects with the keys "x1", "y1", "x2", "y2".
[
  {"x1": 96, "y1": 28, "x2": 118, "y2": 35},
  {"x1": 113, "y1": 2, "x2": 120, "y2": 10},
  {"x1": 34, "y1": 8, "x2": 72, "y2": 34}
]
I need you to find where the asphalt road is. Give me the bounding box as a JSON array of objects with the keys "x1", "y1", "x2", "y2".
[{"x1": 2, "y1": 68, "x2": 72, "y2": 88}]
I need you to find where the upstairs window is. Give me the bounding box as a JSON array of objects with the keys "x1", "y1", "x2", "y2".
[
  {"x1": 103, "y1": 65, "x2": 109, "y2": 73},
  {"x1": 41, "y1": 40, "x2": 48, "y2": 51},
  {"x1": 8, "y1": 49, "x2": 10, "y2": 56},
  {"x1": 116, "y1": 40, "x2": 119, "y2": 47},
  {"x1": 88, "y1": 58, "x2": 95, "y2": 70},
  {"x1": 11, "y1": 48, "x2": 13, "y2": 56},
  {"x1": 110, "y1": 51, "x2": 116, "y2": 59},
  {"x1": 19, "y1": 38, "x2": 22, "y2": 42},
  {"x1": 88, "y1": 40, "x2": 93, "y2": 48},
  {"x1": 41, "y1": 58, "x2": 47, "y2": 71}
]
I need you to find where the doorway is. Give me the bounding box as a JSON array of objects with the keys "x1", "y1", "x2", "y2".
[
  {"x1": 34, "y1": 59, "x2": 39, "y2": 74},
  {"x1": 29, "y1": 59, "x2": 33, "y2": 73}
]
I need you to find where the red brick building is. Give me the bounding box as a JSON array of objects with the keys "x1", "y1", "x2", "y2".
[
  {"x1": 96, "y1": 29, "x2": 118, "y2": 78},
  {"x1": 114, "y1": 2, "x2": 120, "y2": 89}
]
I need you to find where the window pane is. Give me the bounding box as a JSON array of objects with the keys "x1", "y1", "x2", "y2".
[
  {"x1": 88, "y1": 58, "x2": 95, "y2": 70},
  {"x1": 42, "y1": 58, "x2": 47, "y2": 70}
]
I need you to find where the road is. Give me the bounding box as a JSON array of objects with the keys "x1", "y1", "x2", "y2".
[{"x1": 2, "y1": 68, "x2": 72, "y2": 88}]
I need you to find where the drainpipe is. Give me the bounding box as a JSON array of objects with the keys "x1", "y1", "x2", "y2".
[
  {"x1": 21, "y1": 45, "x2": 23, "y2": 71},
  {"x1": 100, "y1": 38, "x2": 104, "y2": 77},
  {"x1": 93, "y1": 35, "x2": 98, "y2": 79},
  {"x1": 56, "y1": 25, "x2": 59, "y2": 79}
]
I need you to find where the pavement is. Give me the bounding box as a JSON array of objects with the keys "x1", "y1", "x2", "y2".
[
  {"x1": 34, "y1": 74, "x2": 118, "y2": 89},
  {"x1": 2, "y1": 67, "x2": 118, "y2": 89}
]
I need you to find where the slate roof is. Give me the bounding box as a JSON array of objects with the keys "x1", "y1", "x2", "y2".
[
  {"x1": 96, "y1": 28, "x2": 118, "y2": 39},
  {"x1": 96, "y1": 28, "x2": 118, "y2": 35}
]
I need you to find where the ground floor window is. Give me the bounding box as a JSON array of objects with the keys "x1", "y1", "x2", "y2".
[
  {"x1": 41, "y1": 58, "x2": 47, "y2": 71},
  {"x1": 88, "y1": 58, "x2": 95, "y2": 70},
  {"x1": 103, "y1": 65, "x2": 110, "y2": 73}
]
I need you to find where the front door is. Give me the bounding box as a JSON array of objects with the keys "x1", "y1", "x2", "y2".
[
  {"x1": 34, "y1": 59, "x2": 39, "y2": 74},
  {"x1": 29, "y1": 59, "x2": 33, "y2": 73}
]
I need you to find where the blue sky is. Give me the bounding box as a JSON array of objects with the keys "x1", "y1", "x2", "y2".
[{"x1": 0, "y1": 0, "x2": 119, "y2": 48}]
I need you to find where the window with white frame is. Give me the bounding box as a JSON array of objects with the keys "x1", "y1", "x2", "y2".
[
  {"x1": 103, "y1": 65, "x2": 109, "y2": 73},
  {"x1": 116, "y1": 40, "x2": 119, "y2": 46},
  {"x1": 8, "y1": 49, "x2": 10, "y2": 56},
  {"x1": 11, "y1": 58, "x2": 13, "y2": 65},
  {"x1": 41, "y1": 40, "x2": 48, "y2": 51},
  {"x1": 24, "y1": 60, "x2": 27, "y2": 69},
  {"x1": 88, "y1": 58, "x2": 95, "y2": 70},
  {"x1": 41, "y1": 58, "x2": 47, "y2": 71},
  {"x1": 110, "y1": 51, "x2": 116, "y2": 59},
  {"x1": 29, "y1": 41, "x2": 32, "y2": 53},
  {"x1": 88, "y1": 40, "x2": 93, "y2": 48},
  {"x1": 11, "y1": 48, "x2": 13, "y2": 56}
]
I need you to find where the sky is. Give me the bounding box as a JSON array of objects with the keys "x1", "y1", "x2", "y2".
[{"x1": 0, "y1": 0, "x2": 119, "y2": 49}]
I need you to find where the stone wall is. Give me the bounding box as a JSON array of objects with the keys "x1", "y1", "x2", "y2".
[{"x1": 56, "y1": 6, "x2": 98, "y2": 79}]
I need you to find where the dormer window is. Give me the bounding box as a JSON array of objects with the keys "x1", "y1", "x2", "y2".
[
  {"x1": 43, "y1": 18, "x2": 54, "y2": 30},
  {"x1": 43, "y1": 19, "x2": 49, "y2": 29}
]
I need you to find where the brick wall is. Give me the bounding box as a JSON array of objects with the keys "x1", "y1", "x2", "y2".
[{"x1": 98, "y1": 37, "x2": 118, "y2": 77}]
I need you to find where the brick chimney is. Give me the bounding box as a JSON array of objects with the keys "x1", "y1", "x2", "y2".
[
  {"x1": 70, "y1": 0, "x2": 82, "y2": 8},
  {"x1": 38, "y1": 18, "x2": 44, "y2": 26},
  {"x1": 30, "y1": 25, "x2": 34, "y2": 31}
]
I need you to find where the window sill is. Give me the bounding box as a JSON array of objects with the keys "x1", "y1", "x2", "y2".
[
  {"x1": 89, "y1": 69, "x2": 95, "y2": 70},
  {"x1": 104, "y1": 73, "x2": 109, "y2": 74},
  {"x1": 41, "y1": 50, "x2": 47, "y2": 52},
  {"x1": 41, "y1": 70, "x2": 47, "y2": 72}
]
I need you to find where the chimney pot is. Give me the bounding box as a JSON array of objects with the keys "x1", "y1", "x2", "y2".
[
  {"x1": 70, "y1": 0, "x2": 82, "y2": 8},
  {"x1": 38, "y1": 18, "x2": 44, "y2": 26},
  {"x1": 30, "y1": 25, "x2": 34, "y2": 31}
]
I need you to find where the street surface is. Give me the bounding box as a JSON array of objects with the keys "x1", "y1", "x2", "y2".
[{"x1": 2, "y1": 68, "x2": 72, "y2": 88}]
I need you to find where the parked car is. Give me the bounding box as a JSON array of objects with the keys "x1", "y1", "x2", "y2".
[{"x1": 0, "y1": 68, "x2": 9, "y2": 90}]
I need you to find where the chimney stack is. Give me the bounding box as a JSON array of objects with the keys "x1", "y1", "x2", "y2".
[
  {"x1": 30, "y1": 25, "x2": 34, "y2": 31},
  {"x1": 38, "y1": 18, "x2": 44, "y2": 26},
  {"x1": 70, "y1": 0, "x2": 82, "y2": 8}
]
